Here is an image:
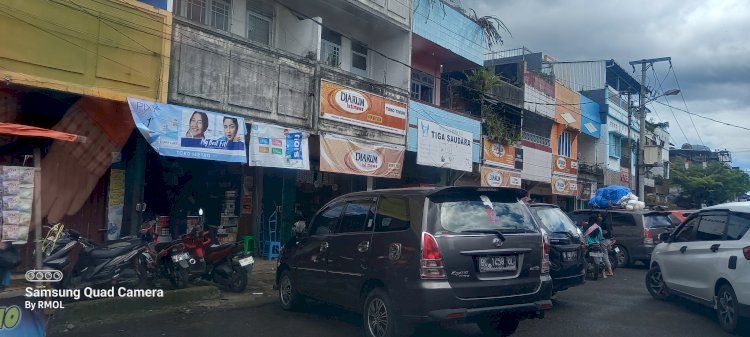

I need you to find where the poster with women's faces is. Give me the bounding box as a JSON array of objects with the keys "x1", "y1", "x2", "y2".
[{"x1": 128, "y1": 98, "x2": 247, "y2": 163}]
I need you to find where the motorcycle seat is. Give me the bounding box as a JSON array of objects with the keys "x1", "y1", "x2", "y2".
[
  {"x1": 87, "y1": 241, "x2": 142, "y2": 259},
  {"x1": 155, "y1": 242, "x2": 176, "y2": 251},
  {"x1": 206, "y1": 243, "x2": 234, "y2": 252}
]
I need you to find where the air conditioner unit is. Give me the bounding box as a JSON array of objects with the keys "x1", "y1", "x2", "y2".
[{"x1": 644, "y1": 145, "x2": 662, "y2": 166}]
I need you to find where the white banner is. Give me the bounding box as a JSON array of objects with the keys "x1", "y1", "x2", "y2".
[
  {"x1": 248, "y1": 122, "x2": 310, "y2": 170},
  {"x1": 416, "y1": 119, "x2": 473, "y2": 172}
]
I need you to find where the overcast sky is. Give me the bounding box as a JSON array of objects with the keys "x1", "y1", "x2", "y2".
[{"x1": 463, "y1": 0, "x2": 750, "y2": 169}]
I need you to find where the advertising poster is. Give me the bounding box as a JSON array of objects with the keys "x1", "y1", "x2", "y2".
[
  {"x1": 551, "y1": 174, "x2": 579, "y2": 196},
  {"x1": 248, "y1": 122, "x2": 310, "y2": 170},
  {"x1": 106, "y1": 168, "x2": 125, "y2": 240},
  {"x1": 1, "y1": 166, "x2": 34, "y2": 243},
  {"x1": 0, "y1": 297, "x2": 45, "y2": 337},
  {"x1": 552, "y1": 154, "x2": 579, "y2": 176},
  {"x1": 127, "y1": 98, "x2": 247, "y2": 163},
  {"x1": 483, "y1": 139, "x2": 517, "y2": 169},
  {"x1": 320, "y1": 133, "x2": 404, "y2": 179},
  {"x1": 480, "y1": 166, "x2": 522, "y2": 188},
  {"x1": 416, "y1": 119, "x2": 473, "y2": 172},
  {"x1": 319, "y1": 80, "x2": 407, "y2": 135}
]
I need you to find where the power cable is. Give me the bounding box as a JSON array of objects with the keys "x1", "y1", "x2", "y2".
[
  {"x1": 652, "y1": 101, "x2": 750, "y2": 132},
  {"x1": 670, "y1": 64, "x2": 705, "y2": 147},
  {"x1": 648, "y1": 65, "x2": 690, "y2": 146}
]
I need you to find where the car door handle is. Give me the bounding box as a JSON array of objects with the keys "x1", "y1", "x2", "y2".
[
  {"x1": 680, "y1": 246, "x2": 687, "y2": 254},
  {"x1": 320, "y1": 242, "x2": 329, "y2": 253},
  {"x1": 357, "y1": 241, "x2": 370, "y2": 253},
  {"x1": 710, "y1": 244, "x2": 720, "y2": 252}
]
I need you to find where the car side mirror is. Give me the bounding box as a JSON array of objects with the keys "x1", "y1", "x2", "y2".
[{"x1": 658, "y1": 232, "x2": 671, "y2": 242}]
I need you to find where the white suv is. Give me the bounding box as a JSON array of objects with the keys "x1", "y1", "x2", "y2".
[{"x1": 647, "y1": 202, "x2": 750, "y2": 334}]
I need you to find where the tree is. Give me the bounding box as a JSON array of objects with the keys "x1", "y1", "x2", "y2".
[
  {"x1": 669, "y1": 157, "x2": 750, "y2": 208},
  {"x1": 464, "y1": 68, "x2": 521, "y2": 145}
]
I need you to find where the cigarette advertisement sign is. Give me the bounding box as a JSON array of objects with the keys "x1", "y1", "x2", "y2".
[
  {"x1": 417, "y1": 119, "x2": 473, "y2": 172},
  {"x1": 248, "y1": 122, "x2": 310, "y2": 170},
  {"x1": 320, "y1": 133, "x2": 404, "y2": 179},
  {"x1": 483, "y1": 139, "x2": 517, "y2": 169},
  {"x1": 480, "y1": 166, "x2": 522, "y2": 188},
  {"x1": 552, "y1": 154, "x2": 578, "y2": 176},
  {"x1": 320, "y1": 80, "x2": 407, "y2": 135},
  {"x1": 551, "y1": 174, "x2": 579, "y2": 196}
]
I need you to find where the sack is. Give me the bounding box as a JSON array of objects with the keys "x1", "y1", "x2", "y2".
[{"x1": 0, "y1": 245, "x2": 21, "y2": 269}]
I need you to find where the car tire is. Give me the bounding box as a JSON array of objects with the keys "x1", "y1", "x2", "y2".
[
  {"x1": 278, "y1": 270, "x2": 302, "y2": 311},
  {"x1": 645, "y1": 264, "x2": 673, "y2": 301},
  {"x1": 478, "y1": 316, "x2": 520, "y2": 337},
  {"x1": 363, "y1": 288, "x2": 410, "y2": 337},
  {"x1": 717, "y1": 284, "x2": 747, "y2": 334},
  {"x1": 618, "y1": 245, "x2": 631, "y2": 267}
]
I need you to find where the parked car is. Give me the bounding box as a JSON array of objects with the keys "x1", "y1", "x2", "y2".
[
  {"x1": 276, "y1": 187, "x2": 553, "y2": 337},
  {"x1": 528, "y1": 204, "x2": 586, "y2": 293},
  {"x1": 646, "y1": 202, "x2": 750, "y2": 334},
  {"x1": 668, "y1": 210, "x2": 695, "y2": 226},
  {"x1": 569, "y1": 209, "x2": 674, "y2": 267}
]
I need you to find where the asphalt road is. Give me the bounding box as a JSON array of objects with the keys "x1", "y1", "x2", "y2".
[{"x1": 50, "y1": 266, "x2": 737, "y2": 337}]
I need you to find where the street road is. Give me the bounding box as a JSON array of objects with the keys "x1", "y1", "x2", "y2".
[{"x1": 50, "y1": 266, "x2": 735, "y2": 337}]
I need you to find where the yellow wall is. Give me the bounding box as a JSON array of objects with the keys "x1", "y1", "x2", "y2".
[{"x1": 0, "y1": 0, "x2": 171, "y2": 102}]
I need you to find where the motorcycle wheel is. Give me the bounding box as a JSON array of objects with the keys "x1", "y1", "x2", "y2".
[
  {"x1": 169, "y1": 263, "x2": 189, "y2": 289},
  {"x1": 225, "y1": 265, "x2": 248, "y2": 293}
]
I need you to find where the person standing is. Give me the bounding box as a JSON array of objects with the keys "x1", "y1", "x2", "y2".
[{"x1": 599, "y1": 214, "x2": 615, "y2": 276}]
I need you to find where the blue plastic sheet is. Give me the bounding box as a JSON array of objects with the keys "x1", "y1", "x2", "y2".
[{"x1": 588, "y1": 186, "x2": 632, "y2": 209}]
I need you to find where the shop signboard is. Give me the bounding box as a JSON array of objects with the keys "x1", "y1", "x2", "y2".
[
  {"x1": 320, "y1": 133, "x2": 404, "y2": 179},
  {"x1": 0, "y1": 166, "x2": 34, "y2": 243},
  {"x1": 552, "y1": 154, "x2": 579, "y2": 176},
  {"x1": 320, "y1": 80, "x2": 407, "y2": 135},
  {"x1": 621, "y1": 167, "x2": 630, "y2": 182},
  {"x1": 127, "y1": 98, "x2": 248, "y2": 163},
  {"x1": 480, "y1": 166, "x2": 522, "y2": 188},
  {"x1": 248, "y1": 122, "x2": 310, "y2": 170},
  {"x1": 483, "y1": 139, "x2": 518, "y2": 169},
  {"x1": 551, "y1": 174, "x2": 578, "y2": 196},
  {"x1": 416, "y1": 119, "x2": 472, "y2": 172},
  {"x1": 106, "y1": 168, "x2": 125, "y2": 240}
]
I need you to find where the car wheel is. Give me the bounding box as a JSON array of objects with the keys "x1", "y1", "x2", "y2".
[
  {"x1": 645, "y1": 265, "x2": 672, "y2": 301},
  {"x1": 278, "y1": 270, "x2": 302, "y2": 311},
  {"x1": 478, "y1": 316, "x2": 520, "y2": 337},
  {"x1": 363, "y1": 288, "x2": 410, "y2": 337},
  {"x1": 617, "y1": 245, "x2": 630, "y2": 267},
  {"x1": 717, "y1": 284, "x2": 746, "y2": 334}
]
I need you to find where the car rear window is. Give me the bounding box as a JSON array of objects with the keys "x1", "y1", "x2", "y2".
[
  {"x1": 644, "y1": 214, "x2": 673, "y2": 228},
  {"x1": 531, "y1": 207, "x2": 579, "y2": 234},
  {"x1": 431, "y1": 190, "x2": 536, "y2": 233}
]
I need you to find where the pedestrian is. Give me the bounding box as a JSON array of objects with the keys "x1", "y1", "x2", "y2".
[
  {"x1": 582, "y1": 214, "x2": 607, "y2": 279},
  {"x1": 599, "y1": 214, "x2": 615, "y2": 277}
]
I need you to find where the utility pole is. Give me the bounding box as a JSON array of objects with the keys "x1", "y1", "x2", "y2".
[{"x1": 629, "y1": 57, "x2": 671, "y2": 200}]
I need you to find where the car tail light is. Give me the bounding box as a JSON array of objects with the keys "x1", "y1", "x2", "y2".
[
  {"x1": 542, "y1": 233, "x2": 550, "y2": 274},
  {"x1": 420, "y1": 232, "x2": 446, "y2": 280},
  {"x1": 644, "y1": 228, "x2": 654, "y2": 246},
  {"x1": 743, "y1": 246, "x2": 750, "y2": 260}
]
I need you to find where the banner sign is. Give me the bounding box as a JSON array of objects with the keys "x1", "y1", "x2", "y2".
[
  {"x1": 320, "y1": 80, "x2": 407, "y2": 135},
  {"x1": 552, "y1": 174, "x2": 578, "y2": 196},
  {"x1": 248, "y1": 122, "x2": 310, "y2": 170},
  {"x1": 127, "y1": 98, "x2": 247, "y2": 163},
  {"x1": 320, "y1": 133, "x2": 404, "y2": 179},
  {"x1": 621, "y1": 167, "x2": 630, "y2": 182},
  {"x1": 480, "y1": 166, "x2": 522, "y2": 188},
  {"x1": 0, "y1": 166, "x2": 34, "y2": 243},
  {"x1": 483, "y1": 139, "x2": 518, "y2": 169},
  {"x1": 106, "y1": 168, "x2": 125, "y2": 240},
  {"x1": 552, "y1": 154, "x2": 578, "y2": 176},
  {"x1": 417, "y1": 119, "x2": 473, "y2": 172}
]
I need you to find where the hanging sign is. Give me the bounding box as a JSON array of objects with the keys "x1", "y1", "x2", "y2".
[
  {"x1": 416, "y1": 119, "x2": 473, "y2": 172},
  {"x1": 480, "y1": 166, "x2": 522, "y2": 188},
  {"x1": 248, "y1": 122, "x2": 310, "y2": 170},
  {"x1": 320, "y1": 80, "x2": 407, "y2": 135},
  {"x1": 551, "y1": 174, "x2": 579, "y2": 196},
  {"x1": 320, "y1": 133, "x2": 404, "y2": 179},
  {"x1": 0, "y1": 166, "x2": 34, "y2": 243},
  {"x1": 127, "y1": 98, "x2": 247, "y2": 163}
]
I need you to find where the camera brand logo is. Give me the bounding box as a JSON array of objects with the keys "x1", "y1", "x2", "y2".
[{"x1": 25, "y1": 270, "x2": 63, "y2": 282}]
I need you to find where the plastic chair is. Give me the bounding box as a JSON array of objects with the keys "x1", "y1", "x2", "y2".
[{"x1": 242, "y1": 235, "x2": 257, "y2": 256}]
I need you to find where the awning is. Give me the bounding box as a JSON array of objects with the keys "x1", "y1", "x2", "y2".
[{"x1": 0, "y1": 122, "x2": 84, "y2": 142}]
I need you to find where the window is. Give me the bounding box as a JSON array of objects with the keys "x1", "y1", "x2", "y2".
[
  {"x1": 609, "y1": 133, "x2": 622, "y2": 158},
  {"x1": 675, "y1": 216, "x2": 699, "y2": 242},
  {"x1": 178, "y1": 0, "x2": 207, "y2": 24},
  {"x1": 210, "y1": 0, "x2": 231, "y2": 31},
  {"x1": 609, "y1": 213, "x2": 635, "y2": 227},
  {"x1": 411, "y1": 70, "x2": 434, "y2": 103},
  {"x1": 339, "y1": 200, "x2": 376, "y2": 233},
  {"x1": 532, "y1": 207, "x2": 578, "y2": 234},
  {"x1": 321, "y1": 28, "x2": 341, "y2": 67},
  {"x1": 696, "y1": 213, "x2": 728, "y2": 241},
  {"x1": 644, "y1": 214, "x2": 673, "y2": 228},
  {"x1": 558, "y1": 131, "x2": 572, "y2": 157},
  {"x1": 375, "y1": 196, "x2": 411, "y2": 232},
  {"x1": 247, "y1": 12, "x2": 271, "y2": 45},
  {"x1": 351, "y1": 41, "x2": 368, "y2": 77},
  {"x1": 433, "y1": 191, "x2": 536, "y2": 233},
  {"x1": 175, "y1": 0, "x2": 230, "y2": 31},
  {"x1": 311, "y1": 203, "x2": 345, "y2": 236},
  {"x1": 727, "y1": 212, "x2": 750, "y2": 240}
]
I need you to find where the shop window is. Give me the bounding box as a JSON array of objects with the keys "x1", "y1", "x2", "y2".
[
  {"x1": 558, "y1": 131, "x2": 571, "y2": 158},
  {"x1": 311, "y1": 203, "x2": 345, "y2": 236},
  {"x1": 351, "y1": 41, "x2": 368, "y2": 77},
  {"x1": 321, "y1": 28, "x2": 342, "y2": 67},
  {"x1": 609, "y1": 133, "x2": 622, "y2": 158},
  {"x1": 375, "y1": 197, "x2": 410, "y2": 232},
  {"x1": 411, "y1": 70, "x2": 434, "y2": 103},
  {"x1": 339, "y1": 200, "x2": 376, "y2": 233}
]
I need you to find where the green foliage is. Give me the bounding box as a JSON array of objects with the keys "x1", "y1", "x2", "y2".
[
  {"x1": 670, "y1": 157, "x2": 750, "y2": 208},
  {"x1": 464, "y1": 68, "x2": 521, "y2": 145},
  {"x1": 468, "y1": 9, "x2": 511, "y2": 49}
]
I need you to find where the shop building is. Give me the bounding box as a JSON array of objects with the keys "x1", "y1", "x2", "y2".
[
  {"x1": 576, "y1": 94, "x2": 602, "y2": 208},
  {"x1": 549, "y1": 81, "x2": 581, "y2": 211}
]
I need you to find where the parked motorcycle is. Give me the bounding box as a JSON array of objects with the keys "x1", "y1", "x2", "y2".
[
  {"x1": 607, "y1": 239, "x2": 624, "y2": 271},
  {"x1": 181, "y1": 227, "x2": 254, "y2": 292},
  {"x1": 138, "y1": 221, "x2": 191, "y2": 289},
  {"x1": 585, "y1": 243, "x2": 606, "y2": 280},
  {"x1": 42, "y1": 228, "x2": 149, "y2": 290}
]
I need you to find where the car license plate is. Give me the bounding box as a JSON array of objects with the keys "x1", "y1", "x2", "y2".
[
  {"x1": 171, "y1": 252, "x2": 189, "y2": 262},
  {"x1": 563, "y1": 251, "x2": 578, "y2": 261},
  {"x1": 588, "y1": 252, "x2": 604, "y2": 258},
  {"x1": 478, "y1": 256, "x2": 517, "y2": 272},
  {"x1": 614, "y1": 247, "x2": 621, "y2": 253},
  {"x1": 239, "y1": 256, "x2": 255, "y2": 267}
]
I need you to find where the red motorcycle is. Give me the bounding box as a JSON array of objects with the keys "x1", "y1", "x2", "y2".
[
  {"x1": 181, "y1": 227, "x2": 254, "y2": 292},
  {"x1": 139, "y1": 221, "x2": 191, "y2": 289}
]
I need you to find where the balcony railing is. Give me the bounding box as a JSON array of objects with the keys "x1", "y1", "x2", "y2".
[
  {"x1": 522, "y1": 131, "x2": 551, "y2": 147},
  {"x1": 607, "y1": 87, "x2": 631, "y2": 112},
  {"x1": 490, "y1": 80, "x2": 524, "y2": 109},
  {"x1": 578, "y1": 162, "x2": 604, "y2": 176},
  {"x1": 485, "y1": 47, "x2": 535, "y2": 61}
]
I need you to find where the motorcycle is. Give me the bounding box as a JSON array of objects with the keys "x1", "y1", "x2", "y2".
[
  {"x1": 42, "y1": 228, "x2": 149, "y2": 290},
  {"x1": 585, "y1": 243, "x2": 606, "y2": 281},
  {"x1": 181, "y1": 226, "x2": 254, "y2": 292},
  {"x1": 607, "y1": 239, "x2": 624, "y2": 271},
  {"x1": 138, "y1": 221, "x2": 191, "y2": 289}
]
